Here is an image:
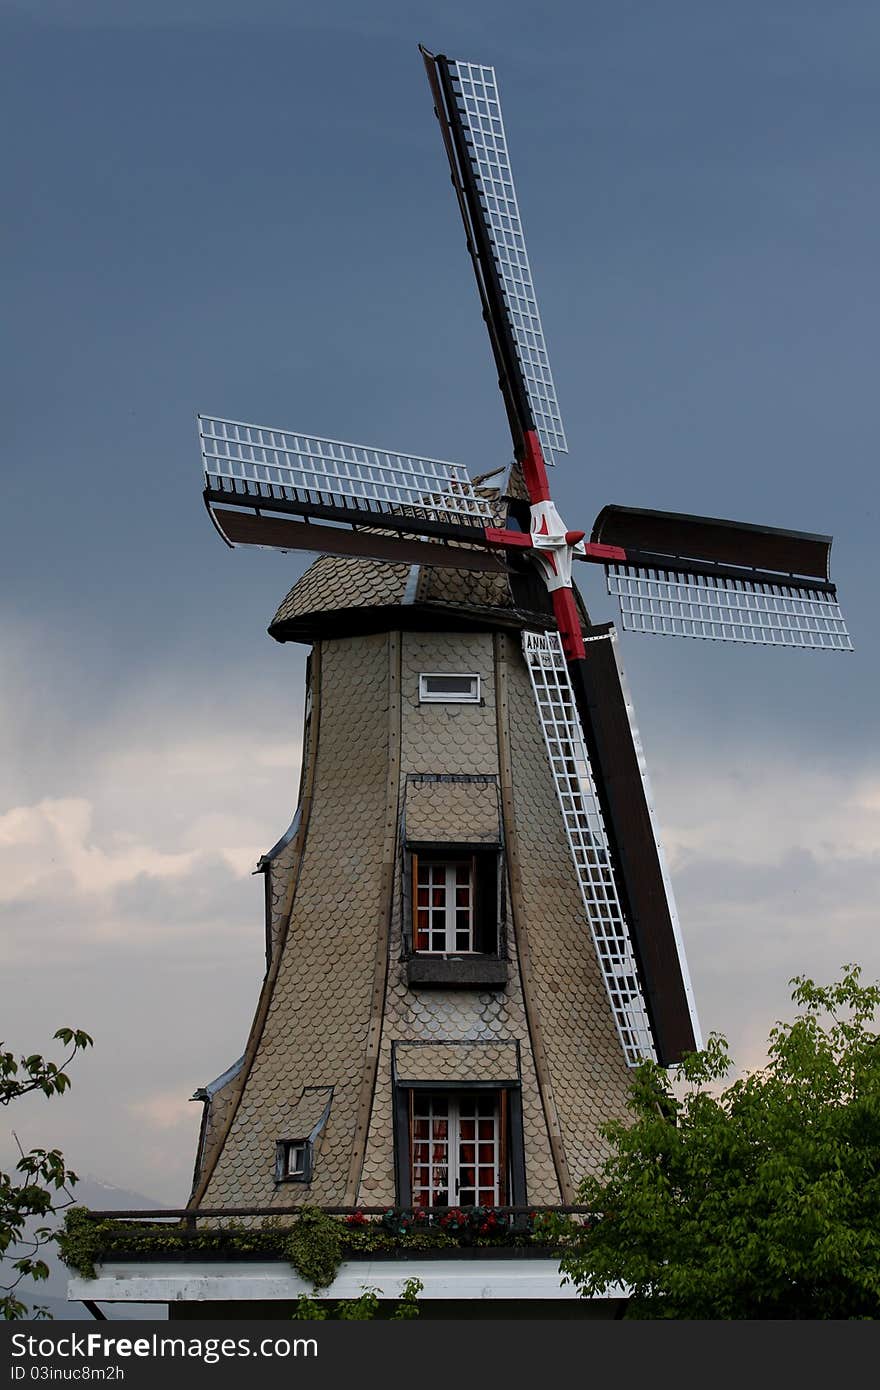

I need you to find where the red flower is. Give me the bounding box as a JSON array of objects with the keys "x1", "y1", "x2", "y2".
[{"x1": 439, "y1": 1206, "x2": 466, "y2": 1231}]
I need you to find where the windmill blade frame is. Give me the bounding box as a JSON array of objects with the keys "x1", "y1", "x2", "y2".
[
  {"x1": 201, "y1": 416, "x2": 493, "y2": 526},
  {"x1": 606, "y1": 565, "x2": 851, "y2": 650},
  {"x1": 523, "y1": 628, "x2": 700, "y2": 1066},
  {"x1": 592, "y1": 504, "x2": 852, "y2": 651},
  {"x1": 422, "y1": 49, "x2": 567, "y2": 466},
  {"x1": 210, "y1": 507, "x2": 510, "y2": 572},
  {"x1": 200, "y1": 415, "x2": 521, "y2": 566}
]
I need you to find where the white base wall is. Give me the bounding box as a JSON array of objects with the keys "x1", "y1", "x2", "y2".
[{"x1": 69, "y1": 1259, "x2": 624, "y2": 1304}]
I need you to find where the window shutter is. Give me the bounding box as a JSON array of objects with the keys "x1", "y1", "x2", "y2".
[
  {"x1": 411, "y1": 852, "x2": 420, "y2": 951},
  {"x1": 499, "y1": 1090, "x2": 508, "y2": 1205}
]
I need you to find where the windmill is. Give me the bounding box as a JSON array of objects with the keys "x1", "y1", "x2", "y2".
[
  {"x1": 198, "y1": 46, "x2": 850, "y2": 1071},
  {"x1": 188, "y1": 47, "x2": 852, "y2": 1229}
]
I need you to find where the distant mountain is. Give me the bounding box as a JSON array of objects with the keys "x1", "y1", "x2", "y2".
[
  {"x1": 73, "y1": 1175, "x2": 165, "y2": 1214},
  {"x1": 11, "y1": 1174, "x2": 168, "y2": 1322}
]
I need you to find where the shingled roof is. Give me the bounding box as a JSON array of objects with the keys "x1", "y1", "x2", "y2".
[{"x1": 267, "y1": 482, "x2": 582, "y2": 643}]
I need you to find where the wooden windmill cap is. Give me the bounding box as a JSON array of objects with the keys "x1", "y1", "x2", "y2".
[
  {"x1": 267, "y1": 483, "x2": 585, "y2": 644},
  {"x1": 268, "y1": 550, "x2": 563, "y2": 644}
]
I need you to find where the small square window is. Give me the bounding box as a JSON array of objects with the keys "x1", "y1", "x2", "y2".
[
  {"x1": 276, "y1": 1139, "x2": 311, "y2": 1183},
  {"x1": 419, "y1": 673, "x2": 480, "y2": 704},
  {"x1": 286, "y1": 1143, "x2": 307, "y2": 1177}
]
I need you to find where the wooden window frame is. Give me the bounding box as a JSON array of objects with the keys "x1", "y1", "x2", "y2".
[{"x1": 409, "y1": 1091, "x2": 503, "y2": 1208}]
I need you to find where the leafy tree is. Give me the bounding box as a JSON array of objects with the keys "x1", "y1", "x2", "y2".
[
  {"x1": 1, "y1": 1028, "x2": 93, "y2": 1319},
  {"x1": 560, "y1": 967, "x2": 880, "y2": 1318}
]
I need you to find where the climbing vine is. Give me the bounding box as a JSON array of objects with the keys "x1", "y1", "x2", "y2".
[{"x1": 282, "y1": 1207, "x2": 342, "y2": 1291}]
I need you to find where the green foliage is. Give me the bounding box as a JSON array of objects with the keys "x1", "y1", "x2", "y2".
[
  {"x1": 282, "y1": 1207, "x2": 343, "y2": 1291},
  {"x1": 1, "y1": 1028, "x2": 93, "y2": 1319},
  {"x1": 561, "y1": 966, "x2": 880, "y2": 1319},
  {"x1": 335, "y1": 1285, "x2": 381, "y2": 1319},
  {"x1": 391, "y1": 1276, "x2": 424, "y2": 1318},
  {"x1": 292, "y1": 1278, "x2": 423, "y2": 1320},
  {"x1": 292, "y1": 1294, "x2": 328, "y2": 1320},
  {"x1": 60, "y1": 1207, "x2": 352, "y2": 1284},
  {"x1": 60, "y1": 1205, "x2": 550, "y2": 1291}
]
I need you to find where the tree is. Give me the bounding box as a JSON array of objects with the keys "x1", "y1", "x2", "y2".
[
  {"x1": 1, "y1": 1028, "x2": 93, "y2": 1319},
  {"x1": 560, "y1": 966, "x2": 880, "y2": 1318}
]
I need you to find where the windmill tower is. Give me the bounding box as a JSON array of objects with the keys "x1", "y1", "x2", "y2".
[{"x1": 188, "y1": 45, "x2": 851, "y2": 1257}]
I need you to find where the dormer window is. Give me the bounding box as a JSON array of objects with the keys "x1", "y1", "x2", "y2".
[
  {"x1": 402, "y1": 776, "x2": 507, "y2": 989},
  {"x1": 419, "y1": 673, "x2": 480, "y2": 704},
  {"x1": 273, "y1": 1087, "x2": 333, "y2": 1187},
  {"x1": 406, "y1": 851, "x2": 507, "y2": 989}
]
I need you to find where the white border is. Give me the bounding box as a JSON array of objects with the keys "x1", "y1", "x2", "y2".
[
  {"x1": 418, "y1": 673, "x2": 481, "y2": 704},
  {"x1": 69, "y1": 1259, "x2": 625, "y2": 1303}
]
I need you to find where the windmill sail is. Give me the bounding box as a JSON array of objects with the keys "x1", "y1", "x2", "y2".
[
  {"x1": 200, "y1": 415, "x2": 513, "y2": 565},
  {"x1": 568, "y1": 627, "x2": 701, "y2": 1063},
  {"x1": 606, "y1": 567, "x2": 851, "y2": 649},
  {"x1": 422, "y1": 50, "x2": 567, "y2": 466},
  {"x1": 211, "y1": 508, "x2": 509, "y2": 571},
  {"x1": 522, "y1": 629, "x2": 658, "y2": 1065},
  {"x1": 201, "y1": 417, "x2": 492, "y2": 526},
  {"x1": 593, "y1": 504, "x2": 852, "y2": 651}
]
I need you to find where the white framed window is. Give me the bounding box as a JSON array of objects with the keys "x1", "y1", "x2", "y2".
[
  {"x1": 286, "y1": 1142, "x2": 307, "y2": 1177},
  {"x1": 418, "y1": 673, "x2": 480, "y2": 704},
  {"x1": 414, "y1": 858, "x2": 474, "y2": 954},
  {"x1": 411, "y1": 1092, "x2": 502, "y2": 1208},
  {"x1": 276, "y1": 1139, "x2": 310, "y2": 1182}
]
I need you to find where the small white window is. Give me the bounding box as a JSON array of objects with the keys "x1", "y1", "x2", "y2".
[
  {"x1": 285, "y1": 1142, "x2": 307, "y2": 1178},
  {"x1": 419, "y1": 673, "x2": 480, "y2": 704}
]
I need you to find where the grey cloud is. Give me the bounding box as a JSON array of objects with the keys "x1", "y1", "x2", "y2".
[
  {"x1": 112, "y1": 855, "x2": 257, "y2": 926},
  {"x1": 675, "y1": 845, "x2": 880, "y2": 912}
]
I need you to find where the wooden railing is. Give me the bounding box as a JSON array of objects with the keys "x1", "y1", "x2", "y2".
[{"x1": 80, "y1": 1205, "x2": 592, "y2": 1221}]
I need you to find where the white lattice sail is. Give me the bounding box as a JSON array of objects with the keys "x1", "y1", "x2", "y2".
[
  {"x1": 522, "y1": 630, "x2": 655, "y2": 1065},
  {"x1": 606, "y1": 565, "x2": 853, "y2": 650},
  {"x1": 200, "y1": 417, "x2": 494, "y2": 528},
  {"x1": 447, "y1": 60, "x2": 568, "y2": 466}
]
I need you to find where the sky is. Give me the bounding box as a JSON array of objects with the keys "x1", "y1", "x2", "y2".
[{"x1": 2, "y1": 0, "x2": 878, "y2": 1207}]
